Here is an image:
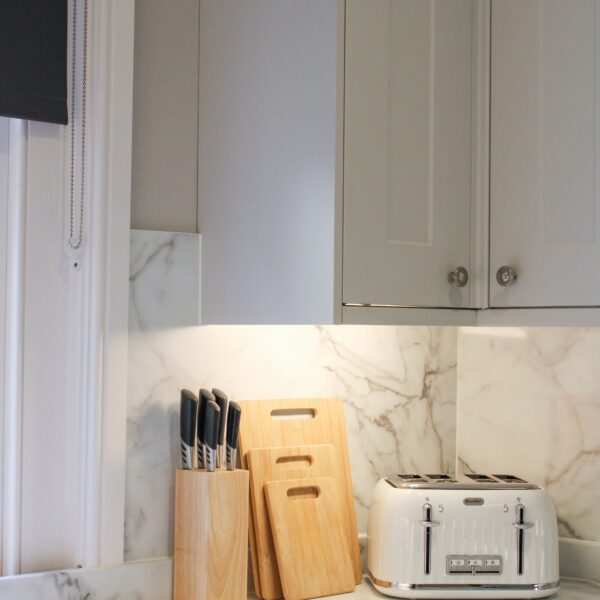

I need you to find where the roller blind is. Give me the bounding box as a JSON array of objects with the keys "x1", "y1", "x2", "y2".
[{"x1": 0, "y1": 0, "x2": 68, "y2": 124}]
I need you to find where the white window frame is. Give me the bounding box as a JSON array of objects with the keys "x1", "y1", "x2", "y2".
[{"x1": 0, "y1": 0, "x2": 134, "y2": 575}]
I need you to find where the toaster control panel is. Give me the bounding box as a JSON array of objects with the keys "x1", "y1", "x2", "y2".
[{"x1": 446, "y1": 555, "x2": 502, "y2": 575}]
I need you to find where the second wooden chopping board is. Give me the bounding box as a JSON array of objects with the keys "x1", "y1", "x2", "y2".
[
  {"x1": 246, "y1": 444, "x2": 342, "y2": 600},
  {"x1": 238, "y1": 397, "x2": 361, "y2": 590}
]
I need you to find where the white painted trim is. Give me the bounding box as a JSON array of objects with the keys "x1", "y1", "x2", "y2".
[
  {"x1": 1, "y1": 119, "x2": 27, "y2": 576},
  {"x1": 96, "y1": 0, "x2": 134, "y2": 566},
  {"x1": 0, "y1": 118, "x2": 8, "y2": 576},
  {"x1": 75, "y1": 0, "x2": 134, "y2": 568}
]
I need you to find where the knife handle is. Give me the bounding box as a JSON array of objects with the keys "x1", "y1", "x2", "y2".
[
  {"x1": 180, "y1": 389, "x2": 198, "y2": 469},
  {"x1": 205, "y1": 400, "x2": 220, "y2": 472},
  {"x1": 197, "y1": 389, "x2": 215, "y2": 469},
  {"x1": 198, "y1": 389, "x2": 215, "y2": 444},
  {"x1": 212, "y1": 388, "x2": 228, "y2": 468},
  {"x1": 226, "y1": 402, "x2": 241, "y2": 471},
  {"x1": 212, "y1": 388, "x2": 228, "y2": 441}
]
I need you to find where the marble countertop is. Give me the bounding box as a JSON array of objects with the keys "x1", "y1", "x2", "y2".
[{"x1": 250, "y1": 578, "x2": 600, "y2": 599}]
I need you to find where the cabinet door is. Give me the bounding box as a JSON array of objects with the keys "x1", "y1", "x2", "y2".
[
  {"x1": 490, "y1": 0, "x2": 600, "y2": 307},
  {"x1": 343, "y1": 0, "x2": 475, "y2": 308}
]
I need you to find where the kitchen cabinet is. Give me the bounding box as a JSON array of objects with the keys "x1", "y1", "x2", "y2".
[
  {"x1": 198, "y1": 0, "x2": 480, "y2": 324},
  {"x1": 489, "y1": 0, "x2": 600, "y2": 308},
  {"x1": 344, "y1": 0, "x2": 477, "y2": 309},
  {"x1": 198, "y1": 0, "x2": 600, "y2": 324}
]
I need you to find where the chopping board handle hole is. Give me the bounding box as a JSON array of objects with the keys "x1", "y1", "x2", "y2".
[
  {"x1": 270, "y1": 408, "x2": 316, "y2": 420},
  {"x1": 276, "y1": 455, "x2": 313, "y2": 468},
  {"x1": 287, "y1": 486, "x2": 320, "y2": 500}
]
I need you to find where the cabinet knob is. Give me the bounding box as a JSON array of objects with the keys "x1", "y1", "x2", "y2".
[
  {"x1": 447, "y1": 266, "x2": 469, "y2": 287},
  {"x1": 496, "y1": 265, "x2": 518, "y2": 287}
]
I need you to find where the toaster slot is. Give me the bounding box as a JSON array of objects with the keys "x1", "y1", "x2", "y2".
[
  {"x1": 397, "y1": 474, "x2": 425, "y2": 482},
  {"x1": 426, "y1": 474, "x2": 458, "y2": 483},
  {"x1": 513, "y1": 503, "x2": 534, "y2": 575},
  {"x1": 465, "y1": 473, "x2": 495, "y2": 483},
  {"x1": 493, "y1": 474, "x2": 528, "y2": 483},
  {"x1": 419, "y1": 503, "x2": 439, "y2": 575}
]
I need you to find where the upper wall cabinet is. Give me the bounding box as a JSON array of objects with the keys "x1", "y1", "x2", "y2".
[
  {"x1": 198, "y1": 0, "x2": 341, "y2": 324},
  {"x1": 198, "y1": 0, "x2": 480, "y2": 324},
  {"x1": 490, "y1": 0, "x2": 600, "y2": 308},
  {"x1": 344, "y1": 0, "x2": 476, "y2": 309}
]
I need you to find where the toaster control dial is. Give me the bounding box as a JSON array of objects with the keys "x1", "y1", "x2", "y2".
[{"x1": 447, "y1": 555, "x2": 503, "y2": 575}]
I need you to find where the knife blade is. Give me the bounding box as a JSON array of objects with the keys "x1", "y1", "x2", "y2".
[
  {"x1": 204, "y1": 400, "x2": 220, "y2": 473},
  {"x1": 226, "y1": 401, "x2": 241, "y2": 471},
  {"x1": 180, "y1": 389, "x2": 198, "y2": 469},
  {"x1": 212, "y1": 388, "x2": 229, "y2": 468},
  {"x1": 197, "y1": 389, "x2": 215, "y2": 469}
]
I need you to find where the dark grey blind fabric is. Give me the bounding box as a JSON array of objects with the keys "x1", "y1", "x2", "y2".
[{"x1": 0, "y1": 0, "x2": 68, "y2": 124}]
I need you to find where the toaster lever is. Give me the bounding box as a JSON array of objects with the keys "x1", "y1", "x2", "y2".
[
  {"x1": 419, "y1": 503, "x2": 439, "y2": 575},
  {"x1": 513, "y1": 503, "x2": 534, "y2": 575}
]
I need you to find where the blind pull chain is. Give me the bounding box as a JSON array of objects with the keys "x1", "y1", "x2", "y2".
[{"x1": 68, "y1": 0, "x2": 88, "y2": 259}]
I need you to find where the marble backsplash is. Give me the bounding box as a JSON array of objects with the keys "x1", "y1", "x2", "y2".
[
  {"x1": 127, "y1": 230, "x2": 600, "y2": 564},
  {"x1": 457, "y1": 327, "x2": 600, "y2": 543},
  {"x1": 126, "y1": 230, "x2": 458, "y2": 560}
]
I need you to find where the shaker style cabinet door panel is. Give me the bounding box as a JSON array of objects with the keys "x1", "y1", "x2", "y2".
[
  {"x1": 343, "y1": 0, "x2": 475, "y2": 308},
  {"x1": 490, "y1": 0, "x2": 600, "y2": 307}
]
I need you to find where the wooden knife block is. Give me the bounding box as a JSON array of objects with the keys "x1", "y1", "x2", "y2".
[{"x1": 174, "y1": 469, "x2": 249, "y2": 600}]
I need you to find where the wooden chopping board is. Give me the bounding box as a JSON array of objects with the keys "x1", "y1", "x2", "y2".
[
  {"x1": 264, "y1": 477, "x2": 355, "y2": 600},
  {"x1": 246, "y1": 444, "x2": 341, "y2": 600},
  {"x1": 239, "y1": 397, "x2": 361, "y2": 594}
]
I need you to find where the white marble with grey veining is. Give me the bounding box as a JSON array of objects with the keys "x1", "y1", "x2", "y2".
[
  {"x1": 457, "y1": 327, "x2": 600, "y2": 543},
  {"x1": 126, "y1": 230, "x2": 458, "y2": 561},
  {"x1": 0, "y1": 558, "x2": 172, "y2": 600}
]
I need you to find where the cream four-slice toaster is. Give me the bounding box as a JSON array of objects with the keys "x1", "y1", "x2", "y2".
[{"x1": 368, "y1": 473, "x2": 559, "y2": 599}]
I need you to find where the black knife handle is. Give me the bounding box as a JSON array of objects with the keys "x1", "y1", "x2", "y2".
[
  {"x1": 180, "y1": 389, "x2": 198, "y2": 447},
  {"x1": 212, "y1": 388, "x2": 229, "y2": 446},
  {"x1": 226, "y1": 401, "x2": 241, "y2": 450},
  {"x1": 205, "y1": 400, "x2": 220, "y2": 450},
  {"x1": 180, "y1": 389, "x2": 198, "y2": 469},
  {"x1": 205, "y1": 400, "x2": 220, "y2": 472},
  {"x1": 197, "y1": 389, "x2": 213, "y2": 469},
  {"x1": 198, "y1": 389, "x2": 215, "y2": 444}
]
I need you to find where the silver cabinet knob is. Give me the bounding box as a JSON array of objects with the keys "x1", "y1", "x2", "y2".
[
  {"x1": 496, "y1": 266, "x2": 518, "y2": 287},
  {"x1": 447, "y1": 266, "x2": 469, "y2": 287}
]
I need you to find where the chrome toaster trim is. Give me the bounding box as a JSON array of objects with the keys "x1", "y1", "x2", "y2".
[{"x1": 368, "y1": 571, "x2": 560, "y2": 593}]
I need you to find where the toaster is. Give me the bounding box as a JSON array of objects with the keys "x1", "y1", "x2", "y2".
[{"x1": 367, "y1": 473, "x2": 559, "y2": 599}]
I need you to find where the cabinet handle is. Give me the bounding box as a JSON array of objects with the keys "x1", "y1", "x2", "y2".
[
  {"x1": 496, "y1": 266, "x2": 518, "y2": 287},
  {"x1": 447, "y1": 266, "x2": 469, "y2": 287}
]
